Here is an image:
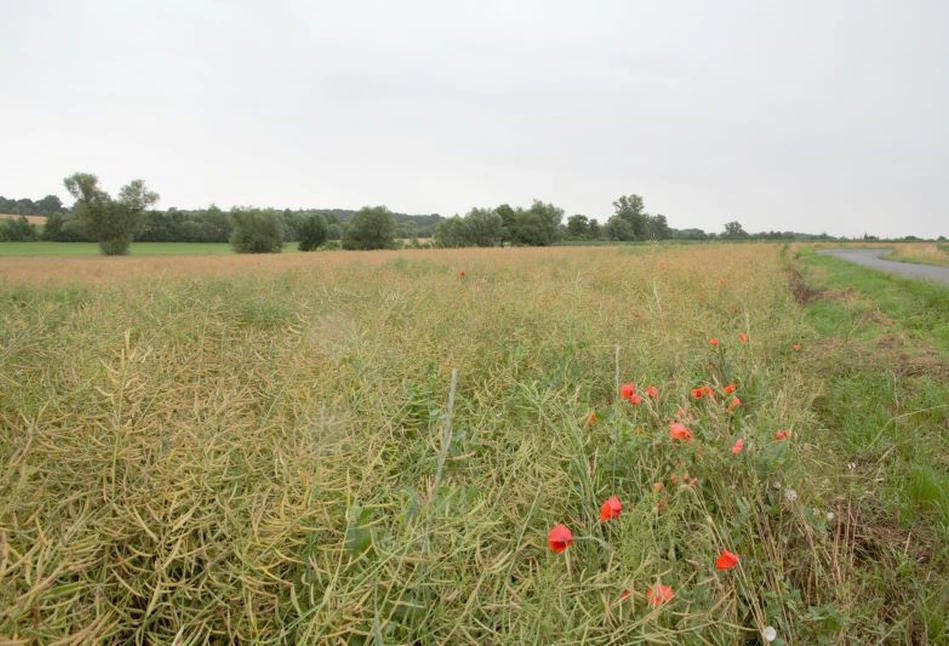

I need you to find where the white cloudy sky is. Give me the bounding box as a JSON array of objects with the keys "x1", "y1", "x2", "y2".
[{"x1": 2, "y1": 0, "x2": 947, "y2": 237}]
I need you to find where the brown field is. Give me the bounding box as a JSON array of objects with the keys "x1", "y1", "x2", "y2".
[
  {"x1": 0, "y1": 245, "x2": 617, "y2": 286},
  {"x1": 0, "y1": 213, "x2": 47, "y2": 225}
]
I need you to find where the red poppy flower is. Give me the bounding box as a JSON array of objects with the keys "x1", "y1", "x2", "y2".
[
  {"x1": 710, "y1": 338, "x2": 721, "y2": 347},
  {"x1": 645, "y1": 385, "x2": 659, "y2": 399},
  {"x1": 628, "y1": 393, "x2": 642, "y2": 405},
  {"x1": 716, "y1": 548, "x2": 740, "y2": 571},
  {"x1": 689, "y1": 477, "x2": 699, "y2": 487},
  {"x1": 646, "y1": 584, "x2": 674, "y2": 607},
  {"x1": 727, "y1": 397, "x2": 742, "y2": 412},
  {"x1": 690, "y1": 386, "x2": 716, "y2": 401},
  {"x1": 652, "y1": 481, "x2": 665, "y2": 492},
  {"x1": 669, "y1": 422, "x2": 693, "y2": 442},
  {"x1": 547, "y1": 524, "x2": 573, "y2": 553},
  {"x1": 586, "y1": 411, "x2": 598, "y2": 426},
  {"x1": 459, "y1": 270, "x2": 466, "y2": 277},
  {"x1": 620, "y1": 383, "x2": 636, "y2": 400},
  {"x1": 731, "y1": 438, "x2": 744, "y2": 455},
  {"x1": 775, "y1": 429, "x2": 792, "y2": 441},
  {"x1": 792, "y1": 343, "x2": 802, "y2": 351},
  {"x1": 723, "y1": 383, "x2": 737, "y2": 395},
  {"x1": 600, "y1": 495, "x2": 622, "y2": 521},
  {"x1": 738, "y1": 331, "x2": 748, "y2": 344}
]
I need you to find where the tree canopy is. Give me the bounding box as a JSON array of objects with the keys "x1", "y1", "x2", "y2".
[
  {"x1": 230, "y1": 208, "x2": 285, "y2": 253},
  {"x1": 342, "y1": 206, "x2": 397, "y2": 250},
  {"x1": 63, "y1": 172, "x2": 159, "y2": 255},
  {"x1": 297, "y1": 213, "x2": 329, "y2": 251},
  {"x1": 0, "y1": 195, "x2": 66, "y2": 216}
]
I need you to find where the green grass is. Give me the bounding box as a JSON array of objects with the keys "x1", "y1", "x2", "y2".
[
  {"x1": 794, "y1": 247, "x2": 949, "y2": 640},
  {"x1": 1, "y1": 244, "x2": 948, "y2": 643},
  {"x1": 799, "y1": 249, "x2": 949, "y2": 352}
]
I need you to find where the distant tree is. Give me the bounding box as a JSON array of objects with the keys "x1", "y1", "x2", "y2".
[
  {"x1": 672, "y1": 228, "x2": 709, "y2": 240},
  {"x1": 721, "y1": 221, "x2": 749, "y2": 240},
  {"x1": 1, "y1": 216, "x2": 39, "y2": 241},
  {"x1": 36, "y1": 194, "x2": 65, "y2": 215},
  {"x1": 202, "y1": 204, "x2": 232, "y2": 242},
  {"x1": 297, "y1": 213, "x2": 329, "y2": 251},
  {"x1": 396, "y1": 219, "x2": 418, "y2": 239},
  {"x1": 434, "y1": 216, "x2": 470, "y2": 248},
  {"x1": 465, "y1": 207, "x2": 503, "y2": 247},
  {"x1": 496, "y1": 203, "x2": 518, "y2": 246},
  {"x1": 606, "y1": 194, "x2": 649, "y2": 241},
  {"x1": 588, "y1": 219, "x2": 602, "y2": 240},
  {"x1": 342, "y1": 206, "x2": 397, "y2": 250},
  {"x1": 504, "y1": 200, "x2": 562, "y2": 246},
  {"x1": 230, "y1": 208, "x2": 284, "y2": 253},
  {"x1": 42, "y1": 212, "x2": 87, "y2": 241},
  {"x1": 281, "y1": 209, "x2": 310, "y2": 242},
  {"x1": 64, "y1": 173, "x2": 159, "y2": 255},
  {"x1": 566, "y1": 214, "x2": 591, "y2": 239},
  {"x1": 13, "y1": 198, "x2": 36, "y2": 216},
  {"x1": 646, "y1": 214, "x2": 672, "y2": 240}
]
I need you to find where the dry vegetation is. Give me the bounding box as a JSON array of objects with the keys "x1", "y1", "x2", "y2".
[
  {"x1": 0, "y1": 245, "x2": 944, "y2": 643},
  {"x1": 0, "y1": 214, "x2": 46, "y2": 226},
  {"x1": 881, "y1": 242, "x2": 949, "y2": 267}
]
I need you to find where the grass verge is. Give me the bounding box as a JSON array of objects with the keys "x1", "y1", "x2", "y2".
[
  {"x1": 791, "y1": 247, "x2": 949, "y2": 641},
  {"x1": 880, "y1": 242, "x2": 949, "y2": 268}
]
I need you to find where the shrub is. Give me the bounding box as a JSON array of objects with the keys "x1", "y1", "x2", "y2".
[
  {"x1": 1, "y1": 216, "x2": 39, "y2": 241},
  {"x1": 297, "y1": 213, "x2": 328, "y2": 251},
  {"x1": 230, "y1": 208, "x2": 284, "y2": 253},
  {"x1": 342, "y1": 206, "x2": 397, "y2": 250}
]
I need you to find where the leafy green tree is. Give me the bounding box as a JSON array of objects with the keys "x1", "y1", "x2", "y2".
[
  {"x1": 36, "y1": 194, "x2": 65, "y2": 215},
  {"x1": 566, "y1": 214, "x2": 591, "y2": 239},
  {"x1": 605, "y1": 194, "x2": 649, "y2": 241},
  {"x1": 644, "y1": 214, "x2": 672, "y2": 240},
  {"x1": 434, "y1": 216, "x2": 470, "y2": 248},
  {"x1": 672, "y1": 228, "x2": 708, "y2": 240},
  {"x1": 504, "y1": 200, "x2": 563, "y2": 246},
  {"x1": 604, "y1": 215, "x2": 635, "y2": 241},
  {"x1": 722, "y1": 221, "x2": 749, "y2": 239},
  {"x1": 465, "y1": 207, "x2": 503, "y2": 247},
  {"x1": 230, "y1": 208, "x2": 284, "y2": 253},
  {"x1": 496, "y1": 203, "x2": 518, "y2": 246},
  {"x1": 64, "y1": 173, "x2": 159, "y2": 255},
  {"x1": 298, "y1": 213, "x2": 329, "y2": 251},
  {"x1": 342, "y1": 206, "x2": 397, "y2": 250},
  {"x1": 0, "y1": 216, "x2": 38, "y2": 241},
  {"x1": 588, "y1": 219, "x2": 602, "y2": 240}
]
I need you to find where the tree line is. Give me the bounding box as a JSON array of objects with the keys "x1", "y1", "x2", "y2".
[
  {"x1": 0, "y1": 195, "x2": 66, "y2": 216},
  {"x1": 1, "y1": 172, "x2": 861, "y2": 251}
]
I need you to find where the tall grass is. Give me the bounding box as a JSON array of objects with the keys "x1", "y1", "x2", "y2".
[
  {"x1": 0, "y1": 245, "x2": 936, "y2": 642},
  {"x1": 881, "y1": 242, "x2": 949, "y2": 267}
]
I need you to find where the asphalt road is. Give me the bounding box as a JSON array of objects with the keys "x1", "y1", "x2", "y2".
[{"x1": 820, "y1": 248, "x2": 949, "y2": 286}]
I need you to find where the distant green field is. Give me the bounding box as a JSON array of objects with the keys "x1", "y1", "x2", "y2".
[{"x1": 0, "y1": 242, "x2": 278, "y2": 256}]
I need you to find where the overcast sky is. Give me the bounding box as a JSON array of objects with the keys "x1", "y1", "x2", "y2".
[{"x1": 2, "y1": 1, "x2": 947, "y2": 237}]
